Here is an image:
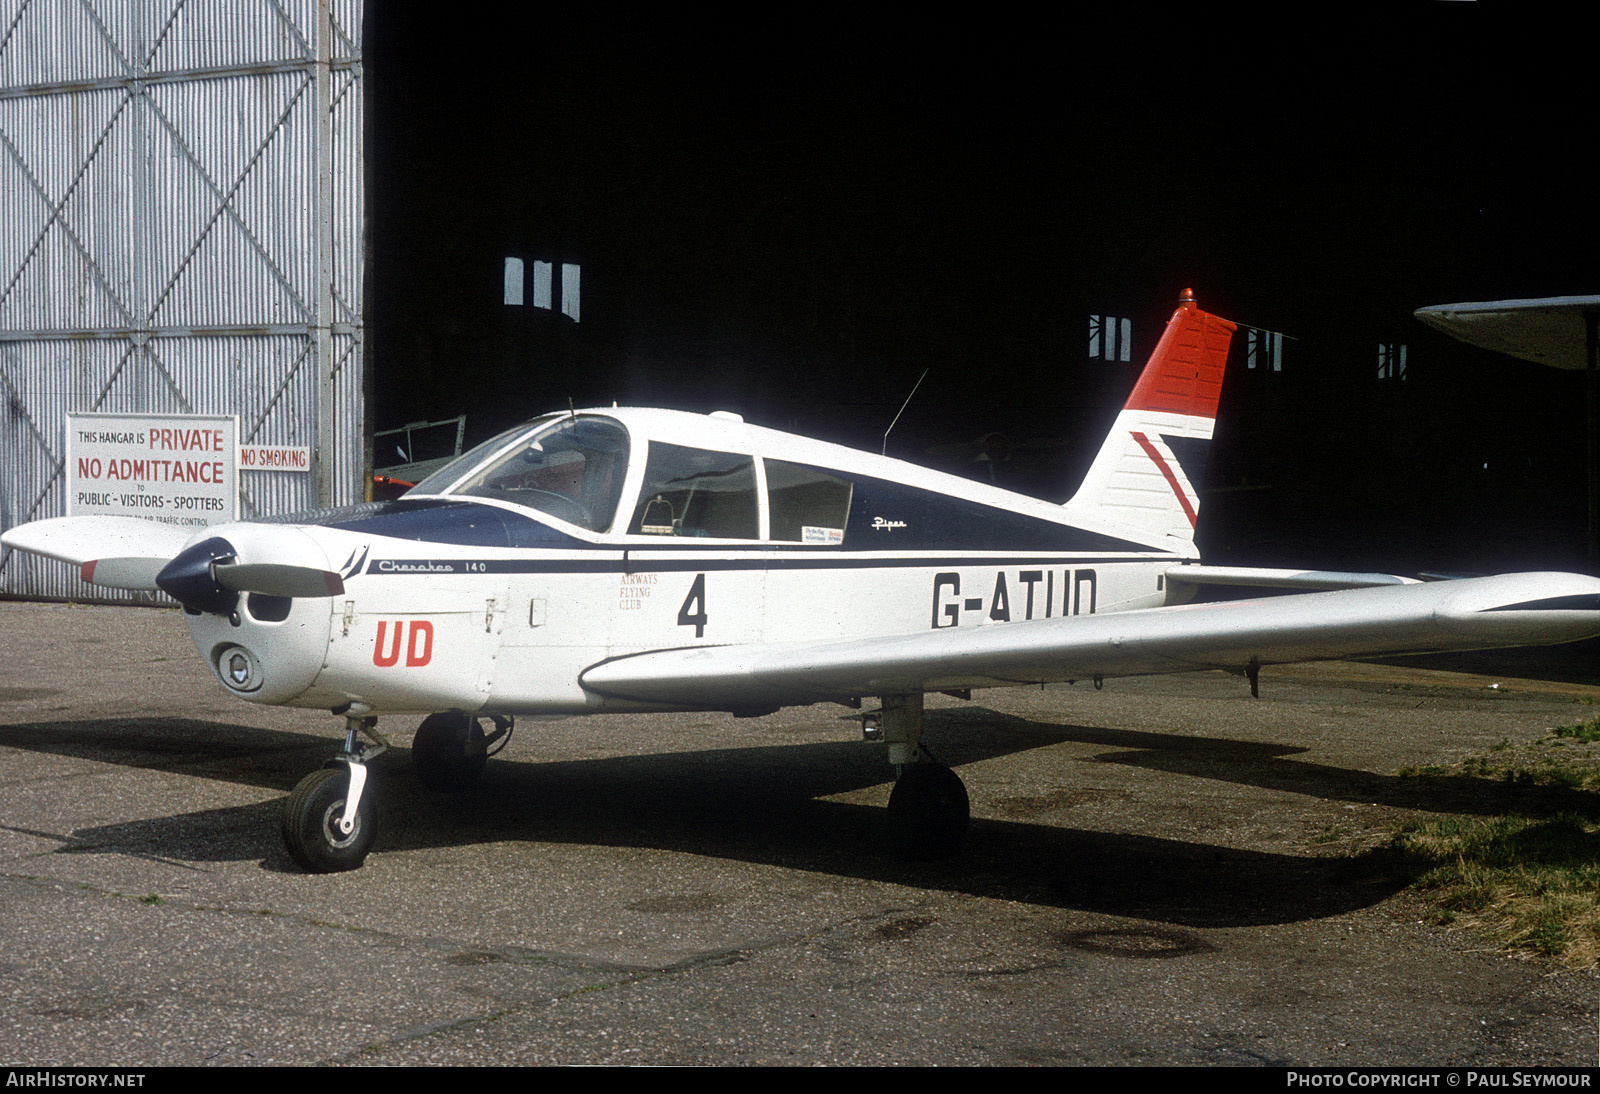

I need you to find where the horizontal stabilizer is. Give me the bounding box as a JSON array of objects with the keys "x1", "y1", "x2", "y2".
[
  {"x1": 1165, "y1": 565, "x2": 1419, "y2": 597},
  {"x1": 1, "y1": 516, "x2": 192, "y2": 590}
]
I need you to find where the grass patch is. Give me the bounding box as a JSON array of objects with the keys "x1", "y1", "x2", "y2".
[
  {"x1": 1374, "y1": 722, "x2": 1600, "y2": 965},
  {"x1": 1389, "y1": 813, "x2": 1600, "y2": 962},
  {"x1": 1549, "y1": 716, "x2": 1600, "y2": 743},
  {"x1": 1312, "y1": 824, "x2": 1350, "y2": 844}
]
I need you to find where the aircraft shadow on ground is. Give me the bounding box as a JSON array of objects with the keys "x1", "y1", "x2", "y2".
[{"x1": 3, "y1": 707, "x2": 1586, "y2": 928}]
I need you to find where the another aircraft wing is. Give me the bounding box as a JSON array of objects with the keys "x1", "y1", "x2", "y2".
[
  {"x1": 1414, "y1": 295, "x2": 1600, "y2": 371},
  {"x1": 1, "y1": 515, "x2": 345, "y2": 600},
  {"x1": 580, "y1": 572, "x2": 1600, "y2": 710},
  {"x1": 0, "y1": 515, "x2": 193, "y2": 590}
]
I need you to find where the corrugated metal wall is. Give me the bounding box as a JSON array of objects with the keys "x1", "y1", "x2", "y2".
[{"x1": 0, "y1": 0, "x2": 364, "y2": 601}]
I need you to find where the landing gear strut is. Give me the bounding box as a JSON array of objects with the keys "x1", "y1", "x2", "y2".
[
  {"x1": 282, "y1": 708, "x2": 389, "y2": 873},
  {"x1": 878, "y1": 693, "x2": 969, "y2": 859}
]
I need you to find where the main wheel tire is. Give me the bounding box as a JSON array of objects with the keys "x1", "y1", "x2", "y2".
[
  {"x1": 282, "y1": 768, "x2": 375, "y2": 873},
  {"x1": 887, "y1": 764, "x2": 970, "y2": 860},
  {"x1": 412, "y1": 711, "x2": 488, "y2": 792}
]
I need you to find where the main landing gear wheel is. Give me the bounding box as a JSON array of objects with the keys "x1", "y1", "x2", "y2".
[
  {"x1": 887, "y1": 764, "x2": 970, "y2": 860},
  {"x1": 412, "y1": 711, "x2": 488, "y2": 791},
  {"x1": 282, "y1": 767, "x2": 375, "y2": 873}
]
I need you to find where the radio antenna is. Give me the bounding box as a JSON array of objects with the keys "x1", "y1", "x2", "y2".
[{"x1": 882, "y1": 369, "x2": 928, "y2": 456}]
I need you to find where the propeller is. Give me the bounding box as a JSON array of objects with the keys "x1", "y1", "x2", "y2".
[
  {"x1": 156, "y1": 533, "x2": 345, "y2": 614},
  {"x1": 0, "y1": 515, "x2": 345, "y2": 613},
  {"x1": 215, "y1": 561, "x2": 346, "y2": 597}
]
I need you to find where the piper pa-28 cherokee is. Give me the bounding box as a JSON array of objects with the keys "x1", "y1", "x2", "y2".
[{"x1": 8, "y1": 289, "x2": 1600, "y2": 872}]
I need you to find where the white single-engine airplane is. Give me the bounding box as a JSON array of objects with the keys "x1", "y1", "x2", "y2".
[{"x1": 7, "y1": 290, "x2": 1600, "y2": 872}]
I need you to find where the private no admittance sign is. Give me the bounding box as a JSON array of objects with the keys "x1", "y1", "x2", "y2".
[{"x1": 66, "y1": 413, "x2": 238, "y2": 528}]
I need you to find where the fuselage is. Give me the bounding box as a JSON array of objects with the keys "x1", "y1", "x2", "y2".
[{"x1": 181, "y1": 408, "x2": 1186, "y2": 715}]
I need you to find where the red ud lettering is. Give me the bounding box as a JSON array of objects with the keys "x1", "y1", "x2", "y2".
[
  {"x1": 373, "y1": 620, "x2": 434, "y2": 667},
  {"x1": 406, "y1": 620, "x2": 433, "y2": 666},
  {"x1": 374, "y1": 620, "x2": 400, "y2": 666}
]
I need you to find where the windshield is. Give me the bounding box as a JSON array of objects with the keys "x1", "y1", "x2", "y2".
[
  {"x1": 408, "y1": 419, "x2": 555, "y2": 496},
  {"x1": 421, "y1": 415, "x2": 630, "y2": 532}
]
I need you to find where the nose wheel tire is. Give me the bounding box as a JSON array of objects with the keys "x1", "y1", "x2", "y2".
[
  {"x1": 887, "y1": 764, "x2": 970, "y2": 860},
  {"x1": 412, "y1": 711, "x2": 488, "y2": 792},
  {"x1": 282, "y1": 767, "x2": 375, "y2": 873}
]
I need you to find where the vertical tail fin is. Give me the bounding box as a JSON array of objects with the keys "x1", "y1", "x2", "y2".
[{"x1": 1064, "y1": 289, "x2": 1236, "y2": 551}]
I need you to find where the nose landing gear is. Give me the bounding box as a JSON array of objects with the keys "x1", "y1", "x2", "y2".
[
  {"x1": 281, "y1": 708, "x2": 517, "y2": 873},
  {"x1": 282, "y1": 766, "x2": 375, "y2": 873},
  {"x1": 282, "y1": 708, "x2": 388, "y2": 874}
]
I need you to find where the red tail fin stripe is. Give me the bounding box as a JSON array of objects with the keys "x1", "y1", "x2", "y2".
[
  {"x1": 1124, "y1": 305, "x2": 1236, "y2": 418},
  {"x1": 1130, "y1": 431, "x2": 1198, "y2": 529}
]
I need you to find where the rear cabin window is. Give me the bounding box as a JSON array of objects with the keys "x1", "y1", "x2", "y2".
[
  {"x1": 629, "y1": 442, "x2": 759, "y2": 539},
  {"x1": 766, "y1": 459, "x2": 852, "y2": 544}
]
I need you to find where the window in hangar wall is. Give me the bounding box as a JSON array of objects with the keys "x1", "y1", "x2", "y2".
[
  {"x1": 1088, "y1": 314, "x2": 1132, "y2": 362},
  {"x1": 1377, "y1": 342, "x2": 1408, "y2": 381},
  {"x1": 504, "y1": 257, "x2": 580, "y2": 321},
  {"x1": 1247, "y1": 328, "x2": 1284, "y2": 371}
]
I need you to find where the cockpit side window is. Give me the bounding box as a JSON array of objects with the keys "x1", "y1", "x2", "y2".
[
  {"x1": 628, "y1": 442, "x2": 758, "y2": 539},
  {"x1": 447, "y1": 416, "x2": 631, "y2": 532},
  {"x1": 766, "y1": 459, "x2": 852, "y2": 545}
]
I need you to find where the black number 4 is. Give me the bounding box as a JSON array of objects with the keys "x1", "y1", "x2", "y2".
[{"x1": 678, "y1": 573, "x2": 707, "y2": 638}]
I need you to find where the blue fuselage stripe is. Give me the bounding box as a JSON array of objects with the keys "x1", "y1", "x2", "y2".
[{"x1": 362, "y1": 553, "x2": 1176, "y2": 576}]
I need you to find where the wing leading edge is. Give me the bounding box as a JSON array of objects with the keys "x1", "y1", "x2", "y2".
[{"x1": 579, "y1": 572, "x2": 1600, "y2": 710}]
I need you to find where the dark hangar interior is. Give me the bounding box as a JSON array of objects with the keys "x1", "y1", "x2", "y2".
[{"x1": 363, "y1": 9, "x2": 1595, "y2": 575}]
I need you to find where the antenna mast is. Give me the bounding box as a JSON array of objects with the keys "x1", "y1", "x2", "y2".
[{"x1": 882, "y1": 369, "x2": 929, "y2": 456}]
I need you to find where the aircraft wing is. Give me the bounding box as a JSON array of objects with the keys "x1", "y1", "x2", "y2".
[{"x1": 580, "y1": 572, "x2": 1600, "y2": 710}]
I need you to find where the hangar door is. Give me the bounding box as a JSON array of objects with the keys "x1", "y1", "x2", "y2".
[{"x1": 0, "y1": 0, "x2": 365, "y2": 602}]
